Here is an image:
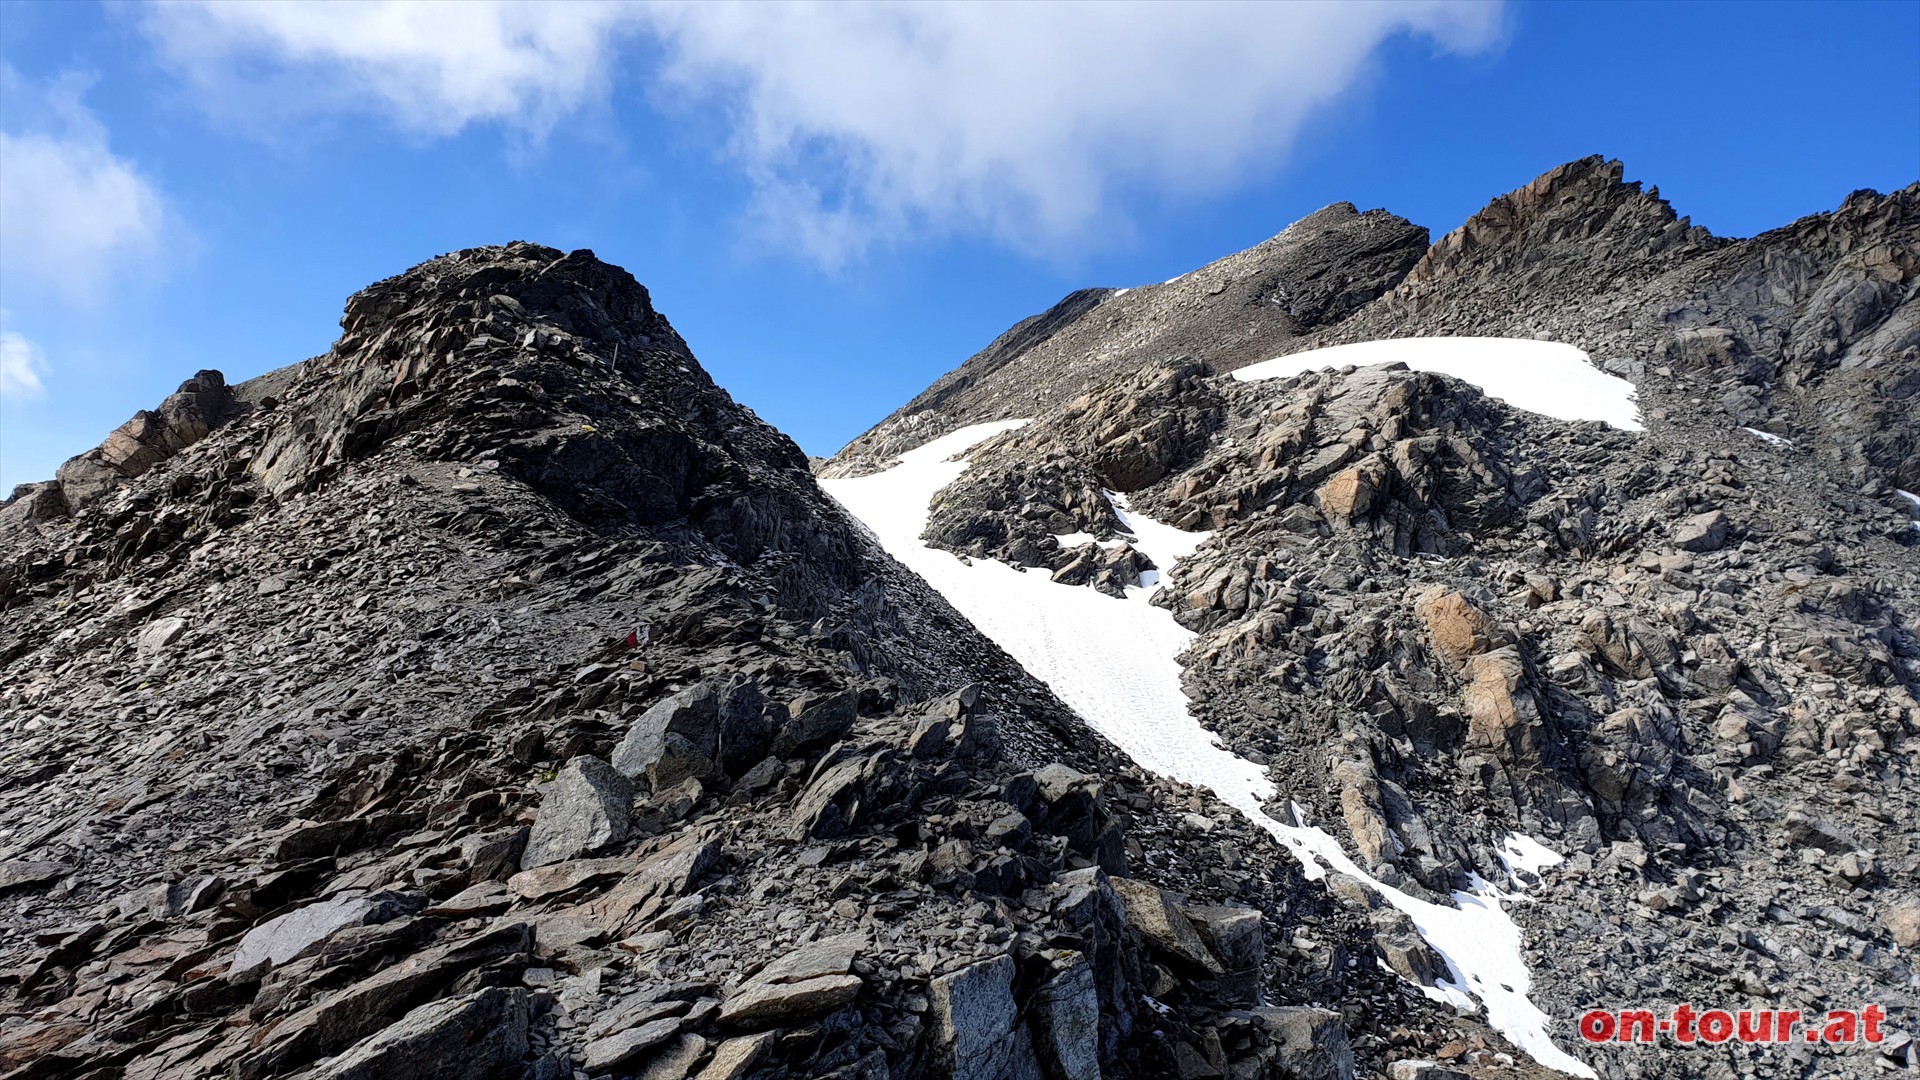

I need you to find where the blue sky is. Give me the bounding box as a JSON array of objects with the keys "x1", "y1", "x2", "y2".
[{"x1": 2, "y1": 1, "x2": 1916, "y2": 492}]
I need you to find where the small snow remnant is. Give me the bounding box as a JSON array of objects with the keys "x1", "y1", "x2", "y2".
[
  {"x1": 1742, "y1": 427, "x2": 1793, "y2": 448},
  {"x1": 824, "y1": 422, "x2": 1596, "y2": 1078},
  {"x1": 1498, "y1": 833, "x2": 1566, "y2": 886},
  {"x1": 1234, "y1": 337, "x2": 1642, "y2": 433}
]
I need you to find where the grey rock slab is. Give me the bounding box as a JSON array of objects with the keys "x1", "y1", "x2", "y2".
[
  {"x1": 1110, "y1": 877, "x2": 1224, "y2": 975},
  {"x1": 613, "y1": 679, "x2": 740, "y2": 786},
  {"x1": 233, "y1": 923, "x2": 531, "y2": 1080},
  {"x1": 457, "y1": 825, "x2": 529, "y2": 882},
  {"x1": 0, "y1": 861, "x2": 72, "y2": 893},
  {"x1": 1674, "y1": 509, "x2": 1730, "y2": 552},
  {"x1": 791, "y1": 753, "x2": 879, "y2": 840},
  {"x1": 136, "y1": 616, "x2": 189, "y2": 655},
  {"x1": 1387, "y1": 1061, "x2": 1469, "y2": 1080},
  {"x1": 716, "y1": 929, "x2": 866, "y2": 1028},
  {"x1": 521, "y1": 755, "x2": 632, "y2": 870},
  {"x1": 717, "y1": 973, "x2": 862, "y2": 1028},
  {"x1": 583, "y1": 1017, "x2": 684, "y2": 1073},
  {"x1": 692, "y1": 1032, "x2": 775, "y2": 1080},
  {"x1": 752, "y1": 931, "x2": 864, "y2": 985},
  {"x1": 229, "y1": 891, "x2": 400, "y2": 975},
  {"x1": 304, "y1": 986, "x2": 530, "y2": 1080},
  {"x1": 1184, "y1": 904, "x2": 1264, "y2": 972},
  {"x1": 772, "y1": 690, "x2": 855, "y2": 758},
  {"x1": 637, "y1": 1033, "x2": 710, "y2": 1080},
  {"x1": 116, "y1": 875, "x2": 226, "y2": 920},
  {"x1": 507, "y1": 857, "x2": 633, "y2": 902},
  {"x1": 1031, "y1": 954, "x2": 1100, "y2": 1080},
  {"x1": 929, "y1": 954, "x2": 1040, "y2": 1080},
  {"x1": 1254, "y1": 1006, "x2": 1354, "y2": 1080}
]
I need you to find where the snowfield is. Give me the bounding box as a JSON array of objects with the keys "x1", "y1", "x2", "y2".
[
  {"x1": 1234, "y1": 336, "x2": 1642, "y2": 433},
  {"x1": 823, "y1": 420, "x2": 1596, "y2": 1077}
]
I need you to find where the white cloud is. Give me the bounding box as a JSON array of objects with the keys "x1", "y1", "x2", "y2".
[
  {"x1": 137, "y1": 0, "x2": 1505, "y2": 265},
  {"x1": 139, "y1": 1, "x2": 644, "y2": 137},
  {"x1": 644, "y1": 2, "x2": 1504, "y2": 265},
  {"x1": 0, "y1": 69, "x2": 171, "y2": 302},
  {"x1": 0, "y1": 325, "x2": 49, "y2": 402}
]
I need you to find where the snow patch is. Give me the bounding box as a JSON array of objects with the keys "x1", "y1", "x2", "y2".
[
  {"x1": 1497, "y1": 832, "x2": 1566, "y2": 885},
  {"x1": 1743, "y1": 427, "x2": 1793, "y2": 448},
  {"x1": 823, "y1": 421, "x2": 1594, "y2": 1078},
  {"x1": 1234, "y1": 337, "x2": 1642, "y2": 433},
  {"x1": 1899, "y1": 490, "x2": 1920, "y2": 532}
]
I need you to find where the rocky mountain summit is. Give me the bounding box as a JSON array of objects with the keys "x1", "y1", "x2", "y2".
[
  {"x1": 1, "y1": 244, "x2": 1509, "y2": 1080},
  {"x1": 825, "y1": 159, "x2": 1920, "y2": 1079}
]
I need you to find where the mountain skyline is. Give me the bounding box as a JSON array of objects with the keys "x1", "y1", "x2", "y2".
[{"x1": 2, "y1": 0, "x2": 1917, "y2": 496}]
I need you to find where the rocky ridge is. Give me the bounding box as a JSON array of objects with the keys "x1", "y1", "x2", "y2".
[
  {"x1": 825, "y1": 202, "x2": 1430, "y2": 478},
  {"x1": 0, "y1": 244, "x2": 1526, "y2": 1080}
]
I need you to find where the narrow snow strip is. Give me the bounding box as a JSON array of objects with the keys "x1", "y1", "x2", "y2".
[
  {"x1": 1052, "y1": 531, "x2": 1126, "y2": 551},
  {"x1": 822, "y1": 421, "x2": 1595, "y2": 1078},
  {"x1": 1899, "y1": 490, "x2": 1920, "y2": 532},
  {"x1": 1743, "y1": 427, "x2": 1793, "y2": 448},
  {"x1": 1234, "y1": 337, "x2": 1642, "y2": 433}
]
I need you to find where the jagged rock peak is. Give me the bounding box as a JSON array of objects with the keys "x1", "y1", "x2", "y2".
[{"x1": 1406, "y1": 155, "x2": 1719, "y2": 287}]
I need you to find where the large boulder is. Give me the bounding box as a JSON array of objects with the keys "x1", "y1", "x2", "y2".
[
  {"x1": 614, "y1": 677, "x2": 770, "y2": 788},
  {"x1": 1254, "y1": 1007, "x2": 1355, "y2": 1080},
  {"x1": 1673, "y1": 509, "x2": 1730, "y2": 552},
  {"x1": 718, "y1": 933, "x2": 865, "y2": 1028},
  {"x1": 1414, "y1": 588, "x2": 1498, "y2": 667},
  {"x1": 229, "y1": 891, "x2": 422, "y2": 976},
  {"x1": 1110, "y1": 877, "x2": 1223, "y2": 975},
  {"x1": 1030, "y1": 955, "x2": 1101, "y2": 1080},
  {"x1": 1461, "y1": 647, "x2": 1544, "y2": 762},
  {"x1": 304, "y1": 987, "x2": 530, "y2": 1080},
  {"x1": 521, "y1": 756, "x2": 632, "y2": 870},
  {"x1": 929, "y1": 954, "x2": 1041, "y2": 1080},
  {"x1": 772, "y1": 690, "x2": 857, "y2": 758},
  {"x1": 1032, "y1": 764, "x2": 1126, "y2": 874}
]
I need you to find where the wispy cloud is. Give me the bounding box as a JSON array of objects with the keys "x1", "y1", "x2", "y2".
[
  {"x1": 0, "y1": 320, "x2": 49, "y2": 402},
  {"x1": 0, "y1": 67, "x2": 172, "y2": 303},
  {"x1": 136, "y1": 0, "x2": 1505, "y2": 266}
]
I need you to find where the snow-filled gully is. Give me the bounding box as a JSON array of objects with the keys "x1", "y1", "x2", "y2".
[
  {"x1": 822, "y1": 336, "x2": 1655, "y2": 1073},
  {"x1": 824, "y1": 415, "x2": 1596, "y2": 1077}
]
